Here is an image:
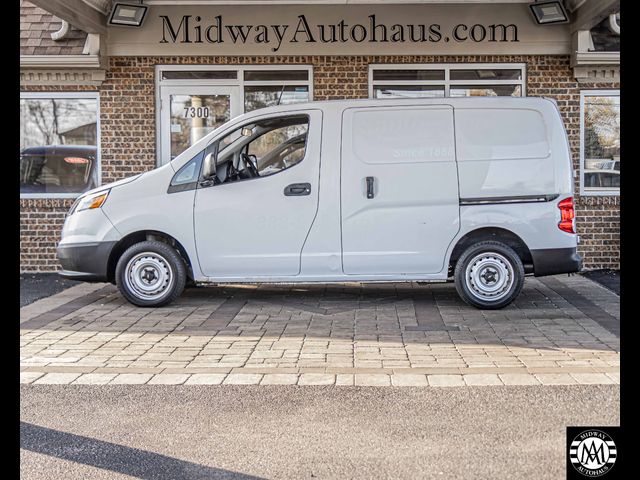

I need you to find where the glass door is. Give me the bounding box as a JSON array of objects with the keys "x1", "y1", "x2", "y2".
[{"x1": 159, "y1": 86, "x2": 240, "y2": 165}]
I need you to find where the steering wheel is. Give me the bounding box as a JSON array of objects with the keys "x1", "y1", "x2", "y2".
[{"x1": 240, "y1": 153, "x2": 259, "y2": 178}]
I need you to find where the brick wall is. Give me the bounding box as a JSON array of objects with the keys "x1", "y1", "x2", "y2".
[
  {"x1": 20, "y1": 54, "x2": 620, "y2": 271},
  {"x1": 20, "y1": 198, "x2": 73, "y2": 271}
]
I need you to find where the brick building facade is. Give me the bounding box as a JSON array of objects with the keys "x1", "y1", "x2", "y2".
[{"x1": 20, "y1": 1, "x2": 620, "y2": 271}]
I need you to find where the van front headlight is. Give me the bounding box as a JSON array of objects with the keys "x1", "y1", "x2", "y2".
[{"x1": 71, "y1": 190, "x2": 110, "y2": 215}]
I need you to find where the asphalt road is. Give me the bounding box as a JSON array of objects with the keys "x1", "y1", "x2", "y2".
[
  {"x1": 582, "y1": 269, "x2": 620, "y2": 296},
  {"x1": 20, "y1": 385, "x2": 619, "y2": 479},
  {"x1": 19, "y1": 273, "x2": 80, "y2": 307}
]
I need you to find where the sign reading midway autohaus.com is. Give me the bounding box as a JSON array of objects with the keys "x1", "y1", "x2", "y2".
[
  {"x1": 159, "y1": 14, "x2": 519, "y2": 53},
  {"x1": 106, "y1": 5, "x2": 570, "y2": 55}
]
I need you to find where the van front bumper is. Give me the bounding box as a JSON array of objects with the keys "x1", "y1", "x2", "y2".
[
  {"x1": 57, "y1": 241, "x2": 117, "y2": 282},
  {"x1": 531, "y1": 247, "x2": 582, "y2": 277}
]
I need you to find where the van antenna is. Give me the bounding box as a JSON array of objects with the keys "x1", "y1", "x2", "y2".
[{"x1": 276, "y1": 85, "x2": 286, "y2": 106}]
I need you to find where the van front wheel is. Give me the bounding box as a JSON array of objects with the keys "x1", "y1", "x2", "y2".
[
  {"x1": 454, "y1": 241, "x2": 524, "y2": 309},
  {"x1": 115, "y1": 240, "x2": 186, "y2": 307}
]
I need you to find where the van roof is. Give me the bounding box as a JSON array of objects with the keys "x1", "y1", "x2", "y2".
[{"x1": 240, "y1": 95, "x2": 558, "y2": 117}]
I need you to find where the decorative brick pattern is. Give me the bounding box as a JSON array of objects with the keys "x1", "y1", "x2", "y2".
[
  {"x1": 20, "y1": 276, "x2": 620, "y2": 386},
  {"x1": 20, "y1": 55, "x2": 620, "y2": 271},
  {"x1": 20, "y1": 198, "x2": 73, "y2": 271}
]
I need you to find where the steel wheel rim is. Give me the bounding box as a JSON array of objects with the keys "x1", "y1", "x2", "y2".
[
  {"x1": 124, "y1": 252, "x2": 174, "y2": 301},
  {"x1": 465, "y1": 252, "x2": 515, "y2": 302}
]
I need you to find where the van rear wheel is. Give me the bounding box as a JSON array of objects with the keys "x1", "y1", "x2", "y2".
[
  {"x1": 115, "y1": 240, "x2": 186, "y2": 307},
  {"x1": 454, "y1": 241, "x2": 524, "y2": 309}
]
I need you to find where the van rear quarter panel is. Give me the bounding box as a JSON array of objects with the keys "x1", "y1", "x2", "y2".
[
  {"x1": 455, "y1": 202, "x2": 577, "y2": 252},
  {"x1": 452, "y1": 100, "x2": 575, "y2": 252},
  {"x1": 455, "y1": 106, "x2": 558, "y2": 198}
]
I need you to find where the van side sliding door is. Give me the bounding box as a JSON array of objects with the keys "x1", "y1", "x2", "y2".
[{"x1": 340, "y1": 105, "x2": 460, "y2": 275}]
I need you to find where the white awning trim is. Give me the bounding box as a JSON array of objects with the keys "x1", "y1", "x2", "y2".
[
  {"x1": 573, "y1": 51, "x2": 620, "y2": 65},
  {"x1": 20, "y1": 69, "x2": 106, "y2": 86},
  {"x1": 20, "y1": 55, "x2": 102, "y2": 68}
]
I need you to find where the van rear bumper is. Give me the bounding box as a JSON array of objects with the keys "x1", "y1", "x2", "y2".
[
  {"x1": 531, "y1": 247, "x2": 582, "y2": 277},
  {"x1": 57, "y1": 241, "x2": 117, "y2": 282}
]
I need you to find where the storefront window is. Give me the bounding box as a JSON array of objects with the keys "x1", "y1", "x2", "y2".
[
  {"x1": 244, "y1": 70, "x2": 309, "y2": 82},
  {"x1": 581, "y1": 91, "x2": 620, "y2": 195},
  {"x1": 161, "y1": 70, "x2": 237, "y2": 80},
  {"x1": 374, "y1": 85, "x2": 445, "y2": 98},
  {"x1": 449, "y1": 69, "x2": 522, "y2": 81},
  {"x1": 243, "y1": 70, "x2": 310, "y2": 112},
  {"x1": 369, "y1": 64, "x2": 526, "y2": 98},
  {"x1": 244, "y1": 86, "x2": 310, "y2": 111},
  {"x1": 372, "y1": 69, "x2": 445, "y2": 81},
  {"x1": 450, "y1": 85, "x2": 522, "y2": 97},
  {"x1": 20, "y1": 94, "x2": 99, "y2": 196},
  {"x1": 169, "y1": 93, "x2": 231, "y2": 159},
  {"x1": 157, "y1": 66, "x2": 313, "y2": 164}
]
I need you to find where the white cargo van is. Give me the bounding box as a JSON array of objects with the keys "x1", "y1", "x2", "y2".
[{"x1": 58, "y1": 97, "x2": 581, "y2": 309}]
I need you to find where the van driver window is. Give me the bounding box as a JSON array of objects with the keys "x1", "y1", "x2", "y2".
[{"x1": 211, "y1": 115, "x2": 308, "y2": 185}]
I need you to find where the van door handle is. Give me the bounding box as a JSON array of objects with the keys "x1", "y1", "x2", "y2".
[
  {"x1": 366, "y1": 177, "x2": 375, "y2": 199},
  {"x1": 284, "y1": 183, "x2": 311, "y2": 196}
]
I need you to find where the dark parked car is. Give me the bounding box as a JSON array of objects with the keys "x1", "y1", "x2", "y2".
[
  {"x1": 584, "y1": 170, "x2": 620, "y2": 189},
  {"x1": 20, "y1": 145, "x2": 98, "y2": 194}
]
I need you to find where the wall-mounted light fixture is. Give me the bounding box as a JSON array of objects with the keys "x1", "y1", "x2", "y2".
[
  {"x1": 108, "y1": 2, "x2": 148, "y2": 27},
  {"x1": 529, "y1": 1, "x2": 570, "y2": 25}
]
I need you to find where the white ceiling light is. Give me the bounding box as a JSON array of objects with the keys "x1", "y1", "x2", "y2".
[
  {"x1": 108, "y1": 2, "x2": 148, "y2": 27},
  {"x1": 529, "y1": 1, "x2": 570, "y2": 25}
]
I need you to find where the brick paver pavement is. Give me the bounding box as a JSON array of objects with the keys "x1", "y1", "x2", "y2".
[{"x1": 20, "y1": 275, "x2": 620, "y2": 386}]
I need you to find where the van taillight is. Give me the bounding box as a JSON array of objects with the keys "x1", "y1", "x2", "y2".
[{"x1": 558, "y1": 197, "x2": 575, "y2": 234}]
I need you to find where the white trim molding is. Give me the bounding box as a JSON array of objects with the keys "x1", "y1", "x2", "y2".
[
  {"x1": 573, "y1": 65, "x2": 620, "y2": 84},
  {"x1": 573, "y1": 51, "x2": 620, "y2": 66},
  {"x1": 571, "y1": 30, "x2": 620, "y2": 83},
  {"x1": 20, "y1": 55, "x2": 102, "y2": 69},
  {"x1": 20, "y1": 53, "x2": 106, "y2": 86},
  {"x1": 20, "y1": 69, "x2": 106, "y2": 86},
  {"x1": 573, "y1": 51, "x2": 620, "y2": 84}
]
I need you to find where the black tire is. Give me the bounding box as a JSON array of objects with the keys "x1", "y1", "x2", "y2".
[
  {"x1": 454, "y1": 240, "x2": 524, "y2": 309},
  {"x1": 115, "y1": 240, "x2": 186, "y2": 307}
]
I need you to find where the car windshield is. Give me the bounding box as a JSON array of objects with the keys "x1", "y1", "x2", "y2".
[{"x1": 20, "y1": 151, "x2": 97, "y2": 194}]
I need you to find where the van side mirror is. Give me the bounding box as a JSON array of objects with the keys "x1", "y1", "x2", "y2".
[{"x1": 202, "y1": 152, "x2": 216, "y2": 179}]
